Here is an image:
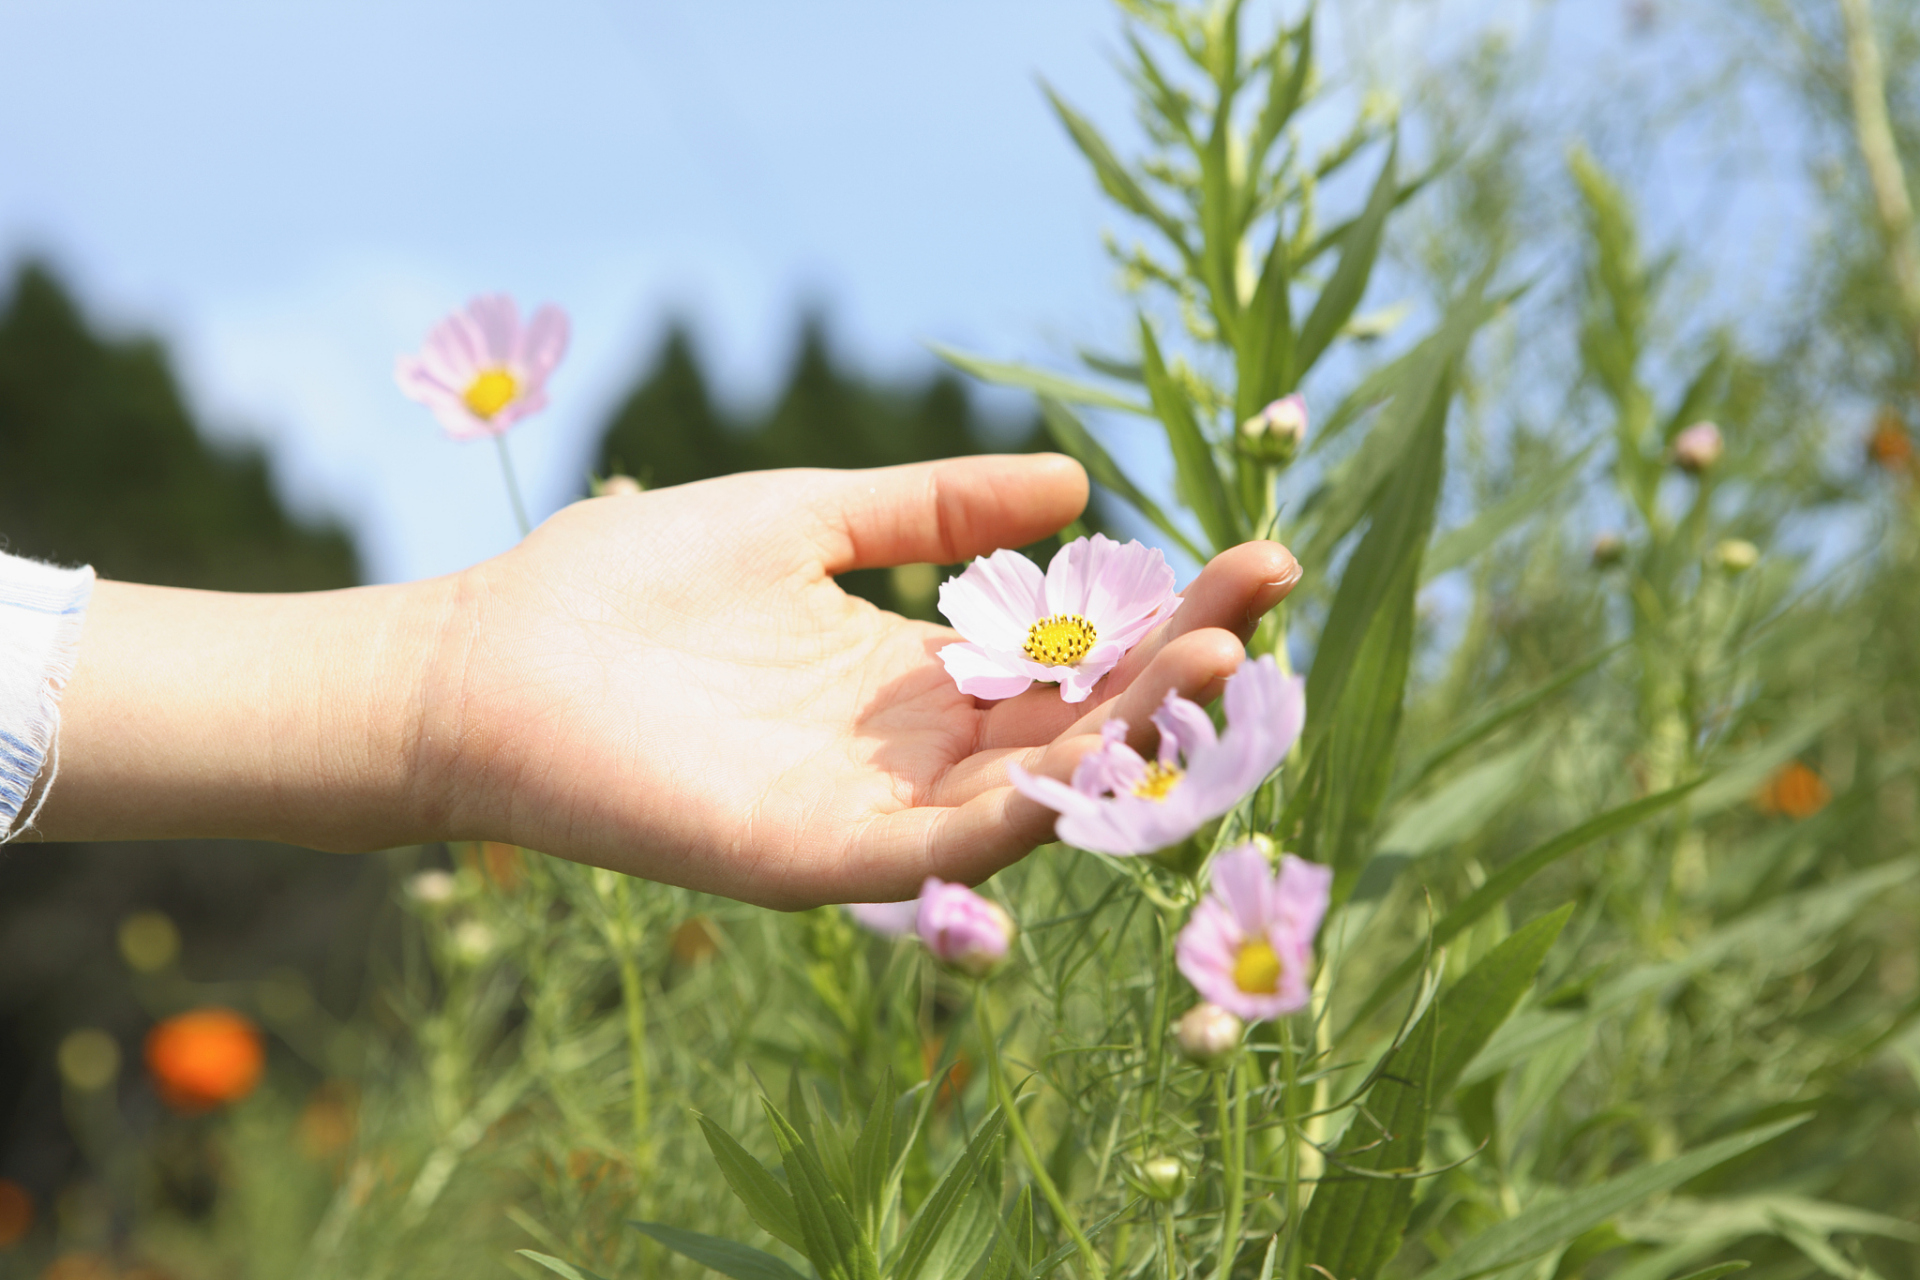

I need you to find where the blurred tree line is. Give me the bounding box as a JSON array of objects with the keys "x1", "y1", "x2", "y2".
[{"x1": 0, "y1": 262, "x2": 1035, "y2": 1264}]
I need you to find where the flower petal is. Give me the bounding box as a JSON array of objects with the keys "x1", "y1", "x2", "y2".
[
  {"x1": 938, "y1": 643, "x2": 1034, "y2": 702},
  {"x1": 938, "y1": 550, "x2": 1047, "y2": 649},
  {"x1": 1275, "y1": 854, "x2": 1332, "y2": 940},
  {"x1": 844, "y1": 900, "x2": 920, "y2": 935},
  {"x1": 517, "y1": 304, "x2": 571, "y2": 382},
  {"x1": 466, "y1": 294, "x2": 522, "y2": 365},
  {"x1": 1152, "y1": 690, "x2": 1217, "y2": 766},
  {"x1": 1207, "y1": 844, "x2": 1277, "y2": 938}
]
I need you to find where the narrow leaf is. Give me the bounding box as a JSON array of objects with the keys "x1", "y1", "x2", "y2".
[
  {"x1": 1424, "y1": 443, "x2": 1597, "y2": 581},
  {"x1": 1039, "y1": 398, "x2": 1206, "y2": 564},
  {"x1": 890, "y1": 1110, "x2": 1007, "y2": 1280},
  {"x1": 1139, "y1": 317, "x2": 1243, "y2": 552},
  {"x1": 1298, "y1": 1002, "x2": 1439, "y2": 1280},
  {"x1": 628, "y1": 1224, "x2": 812, "y2": 1280},
  {"x1": 1345, "y1": 782, "x2": 1701, "y2": 1032},
  {"x1": 699, "y1": 1114, "x2": 809, "y2": 1254},
  {"x1": 517, "y1": 1252, "x2": 613, "y2": 1280},
  {"x1": 1432, "y1": 904, "x2": 1574, "y2": 1096},
  {"x1": 1044, "y1": 85, "x2": 1190, "y2": 254},
  {"x1": 1296, "y1": 136, "x2": 1399, "y2": 375},
  {"x1": 933, "y1": 344, "x2": 1149, "y2": 416},
  {"x1": 764, "y1": 1099, "x2": 865, "y2": 1280},
  {"x1": 1411, "y1": 1119, "x2": 1808, "y2": 1280}
]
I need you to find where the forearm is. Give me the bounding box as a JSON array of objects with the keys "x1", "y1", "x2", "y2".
[{"x1": 36, "y1": 577, "x2": 452, "y2": 850}]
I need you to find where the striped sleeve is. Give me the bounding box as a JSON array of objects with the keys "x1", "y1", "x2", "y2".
[{"x1": 0, "y1": 552, "x2": 94, "y2": 840}]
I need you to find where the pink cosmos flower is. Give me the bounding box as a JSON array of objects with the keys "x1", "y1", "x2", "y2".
[
  {"x1": 842, "y1": 880, "x2": 1016, "y2": 978},
  {"x1": 937, "y1": 534, "x2": 1181, "y2": 704},
  {"x1": 395, "y1": 294, "x2": 570, "y2": 440},
  {"x1": 916, "y1": 878, "x2": 1016, "y2": 977},
  {"x1": 1176, "y1": 844, "x2": 1330, "y2": 1021},
  {"x1": 843, "y1": 900, "x2": 920, "y2": 936},
  {"x1": 1007, "y1": 655, "x2": 1305, "y2": 856},
  {"x1": 1672, "y1": 420, "x2": 1724, "y2": 474}
]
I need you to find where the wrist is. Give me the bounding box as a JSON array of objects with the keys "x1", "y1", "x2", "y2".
[{"x1": 37, "y1": 576, "x2": 455, "y2": 851}]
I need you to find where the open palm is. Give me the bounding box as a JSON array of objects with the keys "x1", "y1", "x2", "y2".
[{"x1": 429, "y1": 455, "x2": 1300, "y2": 908}]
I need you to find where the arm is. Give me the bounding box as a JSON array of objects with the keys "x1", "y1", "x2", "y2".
[{"x1": 36, "y1": 455, "x2": 1302, "y2": 907}]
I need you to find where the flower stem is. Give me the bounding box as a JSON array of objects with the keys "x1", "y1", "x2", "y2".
[
  {"x1": 494, "y1": 433, "x2": 532, "y2": 538},
  {"x1": 975, "y1": 996, "x2": 1103, "y2": 1280},
  {"x1": 1282, "y1": 1028, "x2": 1303, "y2": 1280},
  {"x1": 1210, "y1": 1059, "x2": 1248, "y2": 1280}
]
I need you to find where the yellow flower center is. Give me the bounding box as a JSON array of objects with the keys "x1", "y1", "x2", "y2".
[
  {"x1": 1232, "y1": 940, "x2": 1283, "y2": 995},
  {"x1": 1131, "y1": 761, "x2": 1183, "y2": 801},
  {"x1": 1023, "y1": 613, "x2": 1098, "y2": 666},
  {"x1": 463, "y1": 368, "x2": 519, "y2": 420}
]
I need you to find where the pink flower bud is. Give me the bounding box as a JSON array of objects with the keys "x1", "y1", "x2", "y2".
[
  {"x1": 916, "y1": 879, "x2": 1015, "y2": 977},
  {"x1": 1238, "y1": 394, "x2": 1308, "y2": 464},
  {"x1": 1673, "y1": 421, "x2": 1723, "y2": 474},
  {"x1": 1174, "y1": 1002, "x2": 1244, "y2": 1065}
]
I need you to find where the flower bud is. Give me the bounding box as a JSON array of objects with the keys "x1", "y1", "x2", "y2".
[
  {"x1": 1714, "y1": 538, "x2": 1758, "y2": 573},
  {"x1": 916, "y1": 879, "x2": 1015, "y2": 978},
  {"x1": 451, "y1": 920, "x2": 497, "y2": 965},
  {"x1": 594, "y1": 474, "x2": 644, "y2": 497},
  {"x1": 1672, "y1": 421, "x2": 1723, "y2": 474},
  {"x1": 1237, "y1": 394, "x2": 1308, "y2": 465},
  {"x1": 1175, "y1": 1002, "x2": 1244, "y2": 1065},
  {"x1": 406, "y1": 869, "x2": 457, "y2": 906},
  {"x1": 1590, "y1": 532, "x2": 1626, "y2": 569},
  {"x1": 1140, "y1": 1156, "x2": 1186, "y2": 1201}
]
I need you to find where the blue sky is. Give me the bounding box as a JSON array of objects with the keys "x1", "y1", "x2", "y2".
[{"x1": 0, "y1": 0, "x2": 1784, "y2": 583}]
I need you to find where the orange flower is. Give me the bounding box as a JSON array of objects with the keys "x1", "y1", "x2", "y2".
[
  {"x1": 0, "y1": 1179, "x2": 31, "y2": 1248},
  {"x1": 1754, "y1": 761, "x2": 1830, "y2": 821},
  {"x1": 1868, "y1": 409, "x2": 1914, "y2": 474},
  {"x1": 144, "y1": 1009, "x2": 264, "y2": 1113},
  {"x1": 669, "y1": 915, "x2": 722, "y2": 964}
]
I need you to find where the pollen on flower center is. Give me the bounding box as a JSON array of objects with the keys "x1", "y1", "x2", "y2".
[
  {"x1": 1232, "y1": 940, "x2": 1283, "y2": 995},
  {"x1": 1132, "y1": 761, "x2": 1183, "y2": 801},
  {"x1": 463, "y1": 368, "x2": 519, "y2": 419},
  {"x1": 1023, "y1": 613, "x2": 1098, "y2": 666}
]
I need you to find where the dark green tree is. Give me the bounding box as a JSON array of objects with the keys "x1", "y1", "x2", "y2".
[
  {"x1": 596, "y1": 317, "x2": 1060, "y2": 618},
  {"x1": 0, "y1": 260, "x2": 358, "y2": 589}
]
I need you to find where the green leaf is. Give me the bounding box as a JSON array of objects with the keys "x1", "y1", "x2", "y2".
[
  {"x1": 1345, "y1": 782, "x2": 1701, "y2": 1033},
  {"x1": 1139, "y1": 317, "x2": 1244, "y2": 552},
  {"x1": 1670, "y1": 1263, "x2": 1751, "y2": 1280},
  {"x1": 932, "y1": 344, "x2": 1150, "y2": 416},
  {"x1": 628, "y1": 1224, "x2": 813, "y2": 1280},
  {"x1": 763, "y1": 1099, "x2": 870, "y2": 1280},
  {"x1": 1390, "y1": 643, "x2": 1621, "y2": 802},
  {"x1": 1409, "y1": 1118, "x2": 1808, "y2": 1280},
  {"x1": 889, "y1": 1110, "x2": 1007, "y2": 1280},
  {"x1": 1235, "y1": 214, "x2": 1296, "y2": 421},
  {"x1": 1295, "y1": 135, "x2": 1398, "y2": 376},
  {"x1": 1432, "y1": 904, "x2": 1574, "y2": 1097},
  {"x1": 1424, "y1": 443, "x2": 1597, "y2": 580},
  {"x1": 851, "y1": 1072, "x2": 894, "y2": 1243},
  {"x1": 1038, "y1": 398, "x2": 1206, "y2": 564},
  {"x1": 699, "y1": 1114, "x2": 809, "y2": 1255},
  {"x1": 1303, "y1": 365, "x2": 1448, "y2": 749},
  {"x1": 1297, "y1": 999, "x2": 1439, "y2": 1280},
  {"x1": 517, "y1": 1252, "x2": 614, "y2": 1280},
  {"x1": 1248, "y1": 13, "x2": 1312, "y2": 171},
  {"x1": 1043, "y1": 84, "x2": 1191, "y2": 255},
  {"x1": 1466, "y1": 859, "x2": 1920, "y2": 1082}
]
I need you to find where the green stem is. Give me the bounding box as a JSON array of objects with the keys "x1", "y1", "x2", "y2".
[
  {"x1": 494, "y1": 433, "x2": 532, "y2": 538},
  {"x1": 976, "y1": 996, "x2": 1104, "y2": 1280},
  {"x1": 1211, "y1": 1058, "x2": 1248, "y2": 1280},
  {"x1": 617, "y1": 951, "x2": 652, "y2": 1170},
  {"x1": 1163, "y1": 1202, "x2": 1181, "y2": 1279},
  {"x1": 1282, "y1": 1030, "x2": 1303, "y2": 1280}
]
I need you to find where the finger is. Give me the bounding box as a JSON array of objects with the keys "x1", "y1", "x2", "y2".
[
  {"x1": 976, "y1": 540, "x2": 1299, "y2": 750},
  {"x1": 929, "y1": 628, "x2": 1246, "y2": 806},
  {"x1": 805, "y1": 454, "x2": 1089, "y2": 574}
]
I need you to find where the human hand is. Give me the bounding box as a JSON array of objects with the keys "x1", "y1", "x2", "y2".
[{"x1": 424, "y1": 455, "x2": 1301, "y2": 906}]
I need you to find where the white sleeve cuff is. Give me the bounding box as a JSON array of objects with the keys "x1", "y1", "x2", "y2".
[{"x1": 0, "y1": 552, "x2": 95, "y2": 840}]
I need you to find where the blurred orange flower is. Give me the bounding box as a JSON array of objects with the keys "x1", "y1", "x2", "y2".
[
  {"x1": 144, "y1": 1009, "x2": 264, "y2": 1113},
  {"x1": 298, "y1": 1081, "x2": 358, "y2": 1160},
  {"x1": 669, "y1": 915, "x2": 722, "y2": 964},
  {"x1": 1868, "y1": 409, "x2": 1914, "y2": 475},
  {"x1": 0, "y1": 1179, "x2": 31, "y2": 1248},
  {"x1": 1754, "y1": 761, "x2": 1830, "y2": 820}
]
